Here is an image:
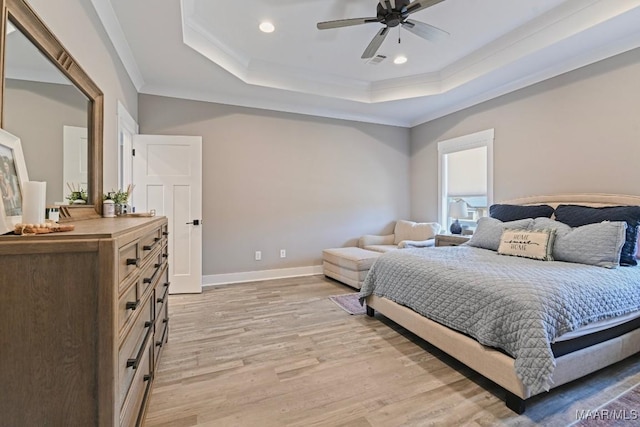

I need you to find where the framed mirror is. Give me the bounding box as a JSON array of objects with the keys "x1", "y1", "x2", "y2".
[{"x1": 0, "y1": 0, "x2": 103, "y2": 212}]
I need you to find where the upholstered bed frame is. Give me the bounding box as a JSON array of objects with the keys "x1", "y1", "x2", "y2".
[{"x1": 364, "y1": 194, "x2": 640, "y2": 414}]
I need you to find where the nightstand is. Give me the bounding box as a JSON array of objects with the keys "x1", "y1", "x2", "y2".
[{"x1": 435, "y1": 234, "x2": 471, "y2": 247}]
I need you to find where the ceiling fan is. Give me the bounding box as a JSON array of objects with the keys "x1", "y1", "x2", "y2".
[{"x1": 317, "y1": 0, "x2": 449, "y2": 59}]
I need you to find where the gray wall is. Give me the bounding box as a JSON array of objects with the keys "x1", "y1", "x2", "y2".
[
  {"x1": 4, "y1": 79, "x2": 87, "y2": 204},
  {"x1": 411, "y1": 47, "x2": 640, "y2": 221},
  {"x1": 25, "y1": 0, "x2": 640, "y2": 280},
  {"x1": 139, "y1": 95, "x2": 411, "y2": 275}
]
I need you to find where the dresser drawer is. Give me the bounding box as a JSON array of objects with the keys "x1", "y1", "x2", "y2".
[
  {"x1": 118, "y1": 295, "x2": 153, "y2": 407},
  {"x1": 155, "y1": 276, "x2": 169, "y2": 320},
  {"x1": 154, "y1": 303, "x2": 169, "y2": 368},
  {"x1": 118, "y1": 241, "x2": 140, "y2": 292},
  {"x1": 140, "y1": 228, "x2": 163, "y2": 263},
  {"x1": 117, "y1": 278, "x2": 140, "y2": 335},
  {"x1": 161, "y1": 240, "x2": 169, "y2": 263},
  {"x1": 140, "y1": 252, "x2": 164, "y2": 297},
  {"x1": 120, "y1": 336, "x2": 153, "y2": 427}
]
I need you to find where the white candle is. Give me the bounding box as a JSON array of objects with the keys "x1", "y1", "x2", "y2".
[{"x1": 22, "y1": 181, "x2": 47, "y2": 224}]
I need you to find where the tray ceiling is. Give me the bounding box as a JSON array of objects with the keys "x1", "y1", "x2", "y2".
[{"x1": 95, "y1": 0, "x2": 640, "y2": 126}]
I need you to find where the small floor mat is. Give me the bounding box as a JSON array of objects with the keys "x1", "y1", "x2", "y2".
[{"x1": 328, "y1": 293, "x2": 366, "y2": 315}]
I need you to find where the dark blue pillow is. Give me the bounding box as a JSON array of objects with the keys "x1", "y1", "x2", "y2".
[
  {"x1": 554, "y1": 204, "x2": 640, "y2": 266},
  {"x1": 489, "y1": 204, "x2": 554, "y2": 222}
]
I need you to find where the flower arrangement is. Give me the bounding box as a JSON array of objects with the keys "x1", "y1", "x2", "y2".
[
  {"x1": 65, "y1": 183, "x2": 88, "y2": 204},
  {"x1": 104, "y1": 189, "x2": 129, "y2": 205},
  {"x1": 103, "y1": 185, "x2": 134, "y2": 215}
]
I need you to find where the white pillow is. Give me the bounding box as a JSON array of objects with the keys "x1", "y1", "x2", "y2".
[
  {"x1": 393, "y1": 220, "x2": 440, "y2": 244},
  {"x1": 498, "y1": 229, "x2": 555, "y2": 261}
]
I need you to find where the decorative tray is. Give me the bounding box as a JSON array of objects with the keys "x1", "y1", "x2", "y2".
[
  {"x1": 121, "y1": 212, "x2": 156, "y2": 217},
  {"x1": 14, "y1": 223, "x2": 75, "y2": 235}
]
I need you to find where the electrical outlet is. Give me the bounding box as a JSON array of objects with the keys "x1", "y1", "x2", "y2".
[
  {"x1": 280, "y1": 249, "x2": 286, "y2": 258},
  {"x1": 255, "y1": 251, "x2": 262, "y2": 261}
]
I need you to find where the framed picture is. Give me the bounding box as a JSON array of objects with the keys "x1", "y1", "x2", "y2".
[{"x1": 0, "y1": 128, "x2": 29, "y2": 234}]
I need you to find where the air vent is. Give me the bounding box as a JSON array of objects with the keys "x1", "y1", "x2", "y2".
[{"x1": 366, "y1": 54, "x2": 387, "y2": 65}]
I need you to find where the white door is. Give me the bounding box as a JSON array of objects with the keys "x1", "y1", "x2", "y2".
[
  {"x1": 63, "y1": 126, "x2": 88, "y2": 201},
  {"x1": 132, "y1": 135, "x2": 203, "y2": 294},
  {"x1": 117, "y1": 102, "x2": 138, "y2": 191}
]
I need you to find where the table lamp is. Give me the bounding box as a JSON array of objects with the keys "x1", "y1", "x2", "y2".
[{"x1": 449, "y1": 200, "x2": 468, "y2": 234}]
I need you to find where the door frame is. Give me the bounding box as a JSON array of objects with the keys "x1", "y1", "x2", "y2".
[{"x1": 117, "y1": 101, "x2": 138, "y2": 198}]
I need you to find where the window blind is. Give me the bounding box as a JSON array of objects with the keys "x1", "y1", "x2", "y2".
[{"x1": 446, "y1": 146, "x2": 487, "y2": 197}]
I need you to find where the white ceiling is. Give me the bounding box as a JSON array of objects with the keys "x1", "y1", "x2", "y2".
[{"x1": 92, "y1": 0, "x2": 640, "y2": 127}]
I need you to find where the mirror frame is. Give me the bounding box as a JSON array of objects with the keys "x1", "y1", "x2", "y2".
[{"x1": 0, "y1": 0, "x2": 103, "y2": 211}]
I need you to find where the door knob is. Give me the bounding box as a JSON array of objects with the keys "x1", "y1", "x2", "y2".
[{"x1": 186, "y1": 219, "x2": 201, "y2": 226}]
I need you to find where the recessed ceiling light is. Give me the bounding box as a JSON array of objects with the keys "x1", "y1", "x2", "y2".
[
  {"x1": 394, "y1": 56, "x2": 408, "y2": 65},
  {"x1": 259, "y1": 22, "x2": 275, "y2": 33}
]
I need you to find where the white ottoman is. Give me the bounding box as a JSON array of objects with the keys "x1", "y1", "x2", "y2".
[{"x1": 322, "y1": 247, "x2": 382, "y2": 289}]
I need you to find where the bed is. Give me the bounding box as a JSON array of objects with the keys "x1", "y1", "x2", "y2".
[{"x1": 359, "y1": 194, "x2": 640, "y2": 414}]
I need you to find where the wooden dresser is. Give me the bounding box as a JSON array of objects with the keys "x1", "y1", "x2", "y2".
[{"x1": 0, "y1": 216, "x2": 169, "y2": 426}]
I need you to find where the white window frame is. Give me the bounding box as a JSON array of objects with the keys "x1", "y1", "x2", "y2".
[{"x1": 437, "y1": 129, "x2": 494, "y2": 229}]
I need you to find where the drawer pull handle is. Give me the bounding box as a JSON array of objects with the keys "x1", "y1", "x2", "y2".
[
  {"x1": 162, "y1": 231, "x2": 169, "y2": 236},
  {"x1": 143, "y1": 238, "x2": 161, "y2": 251},
  {"x1": 163, "y1": 282, "x2": 170, "y2": 288},
  {"x1": 156, "y1": 324, "x2": 168, "y2": 348},
  {"x1": 159, "y1": 285, "x2": 169, "y2": 302},
  {"x1": 126, "y1": 299, "x2": 140, "y2": 310},
  {"x1": 143, "y1": 264, "x2": 162, "y2": 284},
  {"x1": 163, "y1": 317, "x2": 169, "y2": 324},
  {"x1": 126, "y1": 258, "x2": 140, "y2": 266},
  {"x1": 126, "y1": 323, "x2": 152, "y2": 369},
  {"x1": 144, "y1": 374, "x2": 152, "y2": 382},
  {"x1": 162, "y1": 253, "x2": 168, "y2": 258},
  {"x1": 157, "y1": 286, "x2": 168, "y2": 303}
]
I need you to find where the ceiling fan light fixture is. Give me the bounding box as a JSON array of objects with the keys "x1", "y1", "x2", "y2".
[
  {"x1": 394, "y1": 55, "x2": 408, "y2": 65},
  {"x1": 259, "y1": 22, "x2": 275, "y2": 33}
]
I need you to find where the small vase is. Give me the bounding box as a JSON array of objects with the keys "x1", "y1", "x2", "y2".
[{"x1": 115, "y1": 204, "x2": 130, "y2": 216}]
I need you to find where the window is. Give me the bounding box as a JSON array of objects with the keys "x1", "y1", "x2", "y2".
[{"x1": 438, "y1": 129, "x2": 494, "y2": 234}]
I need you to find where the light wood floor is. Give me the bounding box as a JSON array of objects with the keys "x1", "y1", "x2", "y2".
[{"x1": 144, "y1": 275, "x2": 640, "y2": 427}]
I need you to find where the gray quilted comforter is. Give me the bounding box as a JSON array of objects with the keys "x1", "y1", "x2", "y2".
[{"x1": 359, "y1": 246, "x2": 640, "y2": 394}]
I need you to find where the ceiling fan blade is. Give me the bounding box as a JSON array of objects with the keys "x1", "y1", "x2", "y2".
[
  {"x1": 378, "y1": 0, "x2": 395, "y2": 11},
  {"x1": 362, "y1": 27, "x2": 389, "y2": 59},
  {"x1": 402, "y1": 19, "x2": 449, "y2": 41},
  {"x1": 317, "y1": 17, "x2": 379, "y2": 30},
  {"x1": 406, "y1": 0, "x2": 446, "y2": 15}
]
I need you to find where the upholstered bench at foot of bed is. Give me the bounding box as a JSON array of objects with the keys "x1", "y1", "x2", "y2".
[{"x1": 322, "y1": 247, "x2": 382, "y2": 289}]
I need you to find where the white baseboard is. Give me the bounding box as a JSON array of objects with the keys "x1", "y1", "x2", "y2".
[{"x1": 202, "y1": 265, "x2": 324, "y2": 287}]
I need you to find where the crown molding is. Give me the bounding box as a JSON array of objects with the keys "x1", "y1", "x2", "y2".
[
  {"x1": 180, "y1": 0, "x2": 640, "y2": 104},
  {"x1": 90, "y1": 0, "x2": 145, "y2": 90}
]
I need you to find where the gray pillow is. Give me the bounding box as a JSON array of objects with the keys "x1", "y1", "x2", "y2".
[
  {"x1": 467, "y1": 217, "x2": 534, "y2": 251},
  {"x1": 532, "y1": 217, "x2": 627, "y2": 268}
]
